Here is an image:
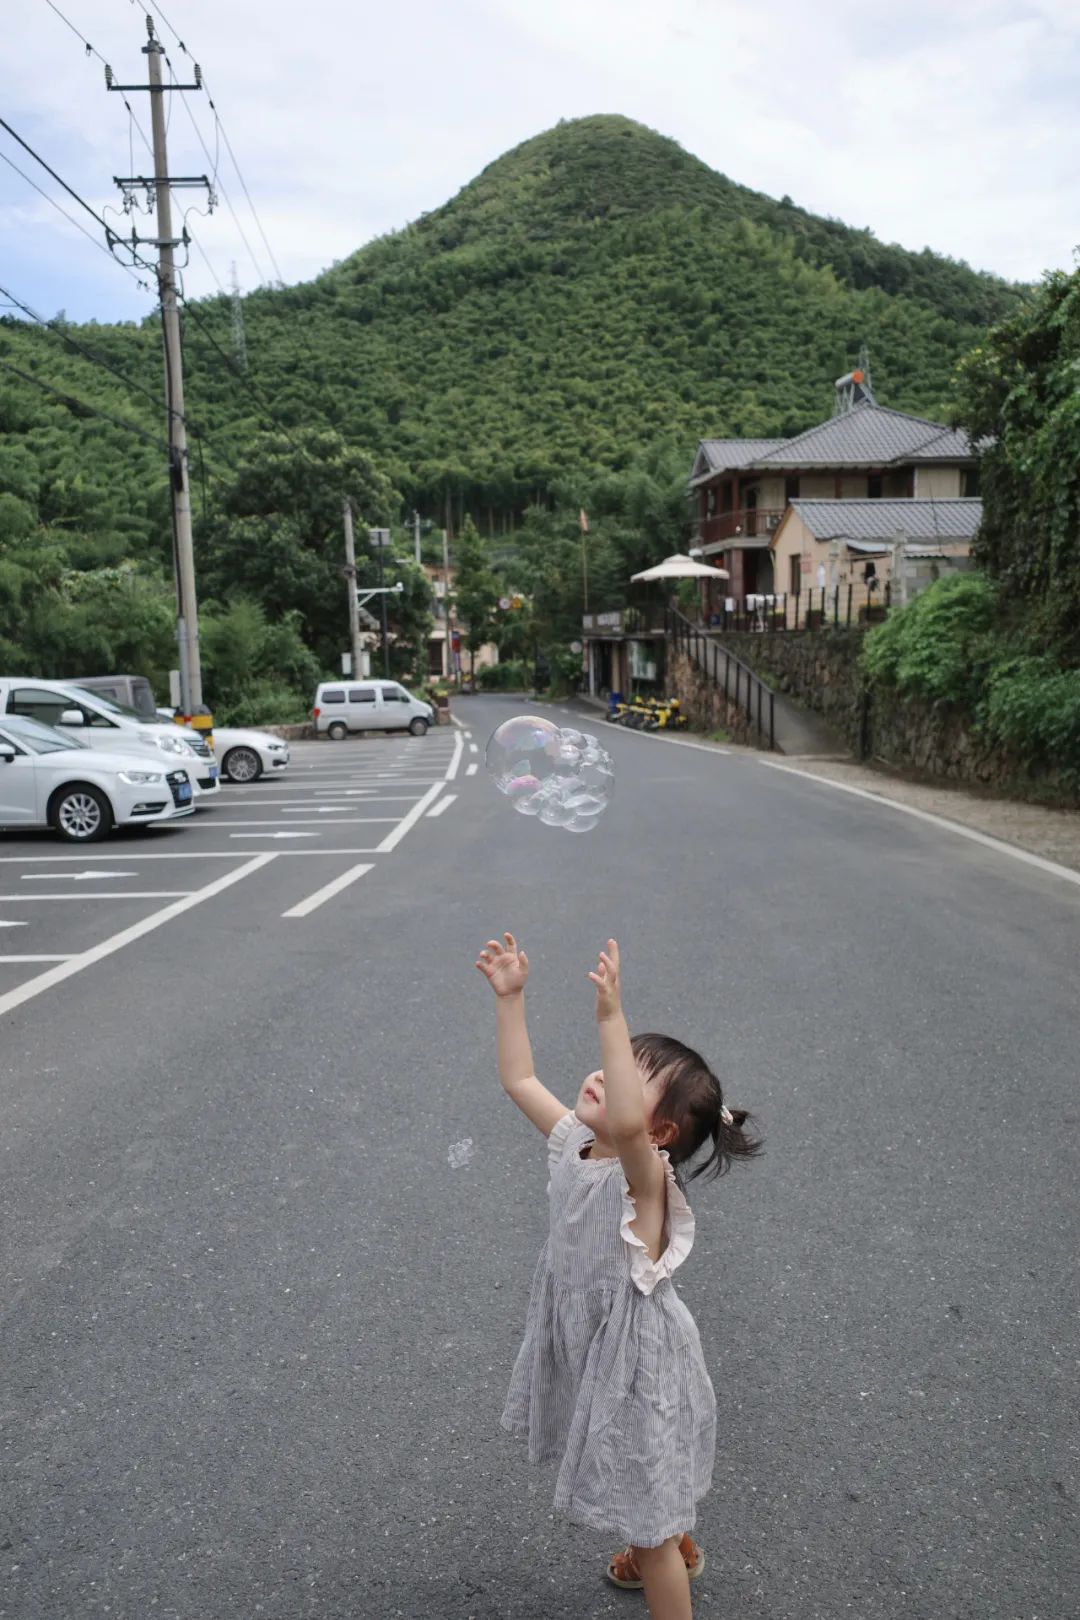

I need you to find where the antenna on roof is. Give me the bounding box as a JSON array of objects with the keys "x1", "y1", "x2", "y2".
[{"x1": 834, "y1": 345, "x2": 875, "y2": 414}]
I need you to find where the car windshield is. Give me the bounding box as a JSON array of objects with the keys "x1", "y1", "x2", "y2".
[
  {"x1": 0, "y1": 715, "x2": 85, "y2": 755},
  {"x1": 70, "y1": 686, "x2": 150, "y2": 722}
]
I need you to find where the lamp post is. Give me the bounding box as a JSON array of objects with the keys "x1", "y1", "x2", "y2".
[{"x1": 368, "y1": 527, "x2": 393, "y2": 677}]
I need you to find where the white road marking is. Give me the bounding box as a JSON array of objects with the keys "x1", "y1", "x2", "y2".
[
  {"x1": 466, "y1": 763, "x2": 478, "y2": 776},
  {"x1": 759, "y1": 760, "x2": 1080, "y2": 890},
  {"x1": 21, "y1": 870, "x2": 135, "y2": 882},
  {"x1": 468, "y1": 742, "x2": 478, "y2": 754},
  {"x1": 282, "y1": 806, "x2": 351, "y2": 813},
  {"x1": 0, "y1": 854, "x2": 276, "y2": 1022},
  {"x1": 0, "y1": 954, "x2": 73, "y2": 963},
  {"x1": 229, "y1": 831, "x2": 318, "y2": 840},
  {"x1": 427, "y1": 794, "x2": 457, "y2": 818},
  {"x1": 592, "y1": 716, "x2": 730, "y2": 756},
  {"x1": 375, "y1": 784, "x2": 444, "y2": 852},
  {"x1": 464, "y1": 730, "x2": 472, "y2": 739},
  {"x1": 0, "y1": 891, "x2": 191, "y2": 901},
  {"x1": 218, "y1": 817, "x2": 397, "y2": 827},
  {"x1": 0, "y1": 920, "x2": 28, "y2": 928},
  {"x1": 281, "y1": 862, "x2": 374, "y2": 919},
  {"x1": 445, "y1": 729, "x2": 464, "y2": 781}
]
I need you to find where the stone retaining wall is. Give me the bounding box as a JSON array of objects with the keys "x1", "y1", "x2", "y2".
[
  {"x1": 669, "y1": 649, "x2": 759, "y2": 746},
  {"x1": 706, "y1": 628, "x2": 1075, "y2": 801}
]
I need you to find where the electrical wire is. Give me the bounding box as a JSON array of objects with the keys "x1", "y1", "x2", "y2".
[
  {"x1": 166, "y1": 62, "x2": 268, "y2": 286},
  {"x1": 42, "y1": 0, "x2": 155, "y2": 161},
  {"x1": 0, "y1": 147, "x2": 149, "y2": 292},
  {"x1": 139, "y1": 1, "x2": 285, "y2": 283},
  {"x1": 0, "y1": 355, "x2": 169, "y2": 449}
]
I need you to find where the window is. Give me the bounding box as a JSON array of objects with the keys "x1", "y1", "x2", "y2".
[
  {"x1": 348, "y1": 688, "x2": 376, "y2": 703},
  {"x1": 963, "y1": 469, "x2": 981, "y2": 497},
  {"x1": 720, "y1": 481, "x2": 734, "y2": 515},
  {"x1": 706, "y1": 488, "x2": 717, "y2": 516},
  {"x1": 784, "y1": 476, "x2": 800, "y2": 503},
  {"x1": 789, "y1": 555, "x2": 802, "y2": 596},
  {"x1": 322, "y1": 689, "x2": 346, "y2": 704},
  {"x1": 380, "y1": 686, "x2": 407, "y2": 703},
  {"x1": 8, "y1": 687, "x2": 74, "y2": 726},
  {"x1": 867, "y1": 474, "x2": 883, "y2": 499}
]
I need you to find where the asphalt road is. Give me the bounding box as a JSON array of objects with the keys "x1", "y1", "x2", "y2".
[{"x1": 1, "y1": 696, "x2": 1076, "y2": 1620}]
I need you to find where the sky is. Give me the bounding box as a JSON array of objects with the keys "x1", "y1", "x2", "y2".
[{"x1": 3, "y1": 0, "x2": 1078, "y2": 326}]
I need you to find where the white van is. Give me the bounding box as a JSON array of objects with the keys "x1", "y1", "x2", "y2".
[
  {"x1": 0, "y1": 678, "x2": 220, "y2": 799},
  {"x1": 313, "y1": 680, "x2": 434, "y2": 740}
]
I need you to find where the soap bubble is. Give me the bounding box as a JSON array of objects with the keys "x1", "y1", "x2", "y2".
[
  {"x1": 447, "y1": 1137, "x2": 475, "y2": 1169},
  {"x1": 486, "y1": 714, "x2": 614, "y2": 833}
]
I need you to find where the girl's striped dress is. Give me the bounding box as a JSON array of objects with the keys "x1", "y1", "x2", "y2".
[{"x1": 502, "y1": 1111, "x2": 716, "y2": 1548}]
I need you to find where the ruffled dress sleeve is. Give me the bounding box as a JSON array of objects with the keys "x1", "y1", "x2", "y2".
[
  {"x1": 619, "y1": 1150, "x2": 696, "y2": 1297},
  {"x1": 546, "y1": 1110, "x2": 580, "y2": 1189}
]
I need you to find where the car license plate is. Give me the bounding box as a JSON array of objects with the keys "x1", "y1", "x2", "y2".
[
  {"x1": 177, "y1": 783, "x2": 192, "y2": 803},
  {"x1": 208, "y1": 766, "x2": 218, "y2": 780}
]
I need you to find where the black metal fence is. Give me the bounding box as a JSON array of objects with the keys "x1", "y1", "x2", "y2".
[
  {"x1": 706, "y1": 581, "x2": 893, "y2": 635},
  {"x1": 668, "y1": 606, "x2": 775, "y2": 749}
]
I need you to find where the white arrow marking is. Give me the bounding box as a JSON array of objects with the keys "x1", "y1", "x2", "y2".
[
  {"x1": 22, "y1": 870, "x2": 135, "y2": 882},
  {"x1": 229, "y1": 831, "x2": 317, "y2": 840},
  {"x1": 0, "y1": 920, "x2": 28, "y2": 929}
]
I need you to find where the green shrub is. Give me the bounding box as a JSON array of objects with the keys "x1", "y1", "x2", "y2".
[
  {"x1": 982, "y1": 657, "x2": 1080, "y2": 778},
  {"x1": 477, "y1": 659, "x2": 531, "y2": 690},
  {"x1": 861, "y1": 574, "x2": 998, "y2": 705}
]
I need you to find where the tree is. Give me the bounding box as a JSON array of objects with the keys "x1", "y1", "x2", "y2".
[{"x1": 453, "y1": 516, "x2": 500, "y2": 676}]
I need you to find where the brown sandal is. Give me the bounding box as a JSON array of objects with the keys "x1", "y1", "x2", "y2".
[{"x1": 606, "y1": 1533, "x2": 705, "y2": 1589}]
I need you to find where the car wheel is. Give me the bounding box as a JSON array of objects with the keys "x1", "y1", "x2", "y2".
[
  {"x1": 51, "y1": 784, "x2": 111, "y2": 843},
  {"x1": 408, "y1": 718, "x2": 429, "y2": 737},
  {"x1": 223, "y1": 745, "x2": 262, "y2": 783},
  {"x1": 327, "y1": 722, "x2": 348, "y2": 742}
]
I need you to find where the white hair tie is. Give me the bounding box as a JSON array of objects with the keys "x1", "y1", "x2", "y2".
[{"x1": 720, "y1": 1105, "x2": 734, "y2": 1127}]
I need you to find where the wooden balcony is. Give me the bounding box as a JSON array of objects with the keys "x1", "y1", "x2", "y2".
[{"x1": 697, "y1": 508, "x2": 787, "y2": 546}]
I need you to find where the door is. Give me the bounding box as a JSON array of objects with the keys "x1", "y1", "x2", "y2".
[
  {"x1": 0, "y1": 737, "x2": 40, "y2": 824},
  {"x1": 347, "y1": 687, "x2": 379, "y2": 730},
  {"x1": 380, "y1": 685, "x2": 411, "y2": 727}
]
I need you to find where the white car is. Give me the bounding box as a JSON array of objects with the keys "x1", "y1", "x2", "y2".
[
  {"x1": 156, "y1": 712, "x2": 290, "y2": 783},
  {"x1": 0, "y1": 678, "x2": 220, "y2": 801},
  {"x1": 0, "y1": 715, "x2": 195, "y2": 841}
]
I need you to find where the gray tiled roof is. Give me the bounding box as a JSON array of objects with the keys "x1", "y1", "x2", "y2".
[
  {"x1": 789, "y1": 497, "x2": 982, "y2": 543},
  {"x1": 757, "y1": 404, "x2": 975, "y2": 468},
  {"x1": 693, "y1": 438, "x2": 788, "y2": 479}
]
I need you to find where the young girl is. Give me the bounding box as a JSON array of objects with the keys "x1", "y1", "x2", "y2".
[{"x1": 476, "y1": 932, "x2": 762, "y2": 1620}]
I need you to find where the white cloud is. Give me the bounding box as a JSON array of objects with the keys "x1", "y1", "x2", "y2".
[{"x1": 2, "y1": 0, "x2": 1076, "y2": 323}]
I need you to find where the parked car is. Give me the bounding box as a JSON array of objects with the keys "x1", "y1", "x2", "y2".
[
  {"x1": 0, "y1": 715, "x2": 194, "y2": 841},
  {"x1": 313, "y1": 680, "x2": 434, "y2": 740},
  {"x1": 155, "y1": 711, "x2": 290, "y2": 783},
  {"x1": 0, "y1": 679, "x2": 220, "y2": 800}
]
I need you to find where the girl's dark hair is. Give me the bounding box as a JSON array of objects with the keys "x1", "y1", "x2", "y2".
[{"x1": 631, "y1": 1032, "x2": 764, "y2": 1185}]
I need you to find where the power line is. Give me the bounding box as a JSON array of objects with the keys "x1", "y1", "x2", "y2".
[
  {"x1": 0, "y1": 355, "x2": 169, "y2": 450},
  {"x1": 139, "y1": 1, "x2": 285, "y2": 284},
  {"x1": 0, "y1": 147, "x2": 149, "y2": 292},
  {"x1": 166, "y1": 58, "x2": 268, "y2": 286},
  {"x1": 41, "y1": 0, "x2": 155, "y2": 161}
]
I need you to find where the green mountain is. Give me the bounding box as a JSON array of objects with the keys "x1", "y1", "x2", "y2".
[{"x1": 0, "y1": 114, "x2": 1025, "y2": 706}]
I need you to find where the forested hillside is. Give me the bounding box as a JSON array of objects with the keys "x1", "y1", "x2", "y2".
[{"x1": 0, "y1": 114, "x2": 1024, "y2": 712}]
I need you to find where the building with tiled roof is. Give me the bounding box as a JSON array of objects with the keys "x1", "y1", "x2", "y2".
[{"x1": 689, "y1": 370, "x2": 979, "y2": 601}]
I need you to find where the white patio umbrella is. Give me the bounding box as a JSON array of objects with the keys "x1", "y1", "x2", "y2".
[{"x1": 631, "y1": 553, "x2": 730, "y2": 582}]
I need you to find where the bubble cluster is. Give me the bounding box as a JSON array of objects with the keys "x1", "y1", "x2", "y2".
[{"x1": 485, "y1": 714, "x2": 614, "y2": 834}]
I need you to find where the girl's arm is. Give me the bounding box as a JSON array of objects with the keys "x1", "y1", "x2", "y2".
[
  {"x1": 476, "y1": 933, "x2": 569, "y2": 1136},
  {"x1": 591, "y1": 942, "x2": 666, "y2": 1200}
]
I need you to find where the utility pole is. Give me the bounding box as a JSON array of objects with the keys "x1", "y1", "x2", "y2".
[
  {"x1": 442, "y1": 526, "x2": 456, "y2": 685},
  {"x1": 108, "y1": 17, "x2": 209, "y2": 713},
  {"x1": 342, "y1": 498, "x2": 362, "y2": 677}
]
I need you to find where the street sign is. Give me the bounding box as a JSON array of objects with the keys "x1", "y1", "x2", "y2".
[
  {"x1": 341, "y1": 652, "x2": 352, "y2": 675},
  {"x1": 368, "y1": 528, "x2": 392, "y2": 547}
]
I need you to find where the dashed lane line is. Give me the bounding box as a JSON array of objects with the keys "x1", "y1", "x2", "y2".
[
  {"x1": 281, "y1": 863, "x2": 373, "y2": 919},
  {"x1": 0, "y1": 854, "x2": 277, "y2": 1022},
  {"x1": 466, "y1": 763, "x2": 478, "y2": 777},
  {"x1": 427, "y1": 794, "x2": 457, "y2": 818}
]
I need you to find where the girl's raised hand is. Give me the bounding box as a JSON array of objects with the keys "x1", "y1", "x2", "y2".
[
  {"x1": 476, "y1": 932, "x2": 529, "y2": 997},
  {"x1": 588, "y1": 938, "x2": 622, "y2": 1022}
]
